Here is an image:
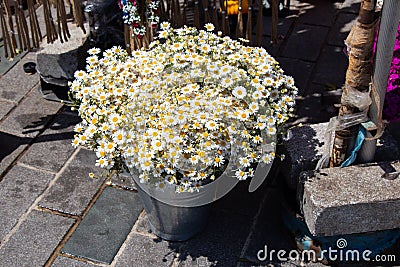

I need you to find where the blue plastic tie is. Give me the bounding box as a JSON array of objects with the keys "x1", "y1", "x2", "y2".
[{"x1": 340, "y1": 126, "x2": 366, "y2": 167}]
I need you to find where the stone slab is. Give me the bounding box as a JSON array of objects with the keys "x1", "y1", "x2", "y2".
[
  {"x1": 299, "y1": 160, "x2": 400, "y2": 236},
  {"x1": 110, "y1": 172, "x2": 137, "y2": 191},
  {"x1": 114, "y1": 233, "x2": 177, "y2": 267},
  {"x1": 0, "y1": 43, "x2": 28, "y2": 76},
  {"x1": 236, "y1": 188, "x2": 295, "y2": 265},
  {"x1": 0, "y1": 131, "x2": 29, "y2": 177},
  {"x1": 0, "y1": 210, "x2": 74, "y2": 267},
  {"x1": 312, "y1": 45, "x2": 348, "y2": 87},
  {"x1": 277, "y1": 57, "x2": 314, "y2": 95},
  {"x1": 20, "y1": 112, "x2": 81, "y2": 172},
  {"x1": 281, "y1": 122, "x2": 400, "y2": 191},
  {"x1": 52, "y1": 256, "x2": 97, "y2": 267},
  {"x1": 62, "y1": 186, "x2": 143, "y2": 264},
  {"x1": 0, "y1": 89, "x2": 62, "y2": 138},
  {"x1": 177, "y1": 209, "x2": 252, "y2": 266},
  {"x1": 0, "y1": 165, "x2": 54, "y2": 241},
  {"x1": 327, "y1": 12, "x2": 358, "y2": 46},
  {"x1": 340, "y1": 0, "x2": 362, "y2": 14},
  {"x1": 259, "y1": 16, "x2": 296, "y2": 38},
  {"x1": 297, "y1": 0, "x2": 340, "y2": 27},
  {"x1": 134, "y1": 205, "x2": 252, "y2": 266},
  {"x1": 281, "y1": 24, "x2": 329, "y2": 61},
  {"x1": 38, "y1": 148, "x2": 105, "y2": 216},
  {"x1": 0, "y1": 52, "x2": 40, "y2": 103},
  {"x1": 36, "y1": 22, "x2": 89, "y2": 82},
  {"x1": 0, "y1": 100, "x2": 15, "y2": 121}
]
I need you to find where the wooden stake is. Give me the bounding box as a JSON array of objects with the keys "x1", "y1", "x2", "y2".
[
  {"x1": 211, "y1": 0, "x2": 219, "y2": 30},
  {"x1": 3, "y1": 0, "x2": 18, "y2": 56},
  {"x1": 28, "y1": 0, "x2": 40, "y2": 48},
  {"x1": 0, "y1": 4, "x2": 11, "y2": 58},
  {"x1": 255, "y1": 0, "x2": 263, "y2": 46},
  {"x1": 245, "y1": 0, "x2": 252, "y2": 42},
  {"x1": 329, "y1": 0, "x2": 377, "y2": 167},
  {"x1": 14, "y1": 0, "x2": 25, "y2": 51},
  {"x1": 271, "y1": 0, "x2": 278, "y2": 44},
  {"x1": 194, "y1": 0, "x2": 200, "y2": 29},
  {"x1": 202, "y1": 0, "x2": 210, "y2": 24},
  {"x1": 236, "y1": 0, "x2": 244, "y2": 38}
]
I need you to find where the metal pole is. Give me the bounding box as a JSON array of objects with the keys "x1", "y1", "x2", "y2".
[{"x1": 358, "y1": 0, "x2": 400, "y2": 163}]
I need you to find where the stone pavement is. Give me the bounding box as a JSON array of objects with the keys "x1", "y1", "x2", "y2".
[{"x1": 1, "y1": 0, "x2": 399, "y2": 266}]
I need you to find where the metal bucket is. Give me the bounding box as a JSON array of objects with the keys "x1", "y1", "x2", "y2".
[{"x1": 135, "y1": 183, "x2": 210, "y2": 242}]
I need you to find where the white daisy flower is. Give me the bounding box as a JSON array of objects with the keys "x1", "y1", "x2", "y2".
[
  {"x1": 232, "y1": 86, "x2": 247, "y2": 99},
  {"x1": 204, "y1": 23, "x2": 215, "y2": 31},
  {"x1": 235, "y1": 169, "x2": 248, "y2": 180}
]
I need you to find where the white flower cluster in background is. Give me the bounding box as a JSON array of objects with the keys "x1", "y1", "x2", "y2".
[{"x1": 70, "y1": 23, "x2": 298, "y2": 192}]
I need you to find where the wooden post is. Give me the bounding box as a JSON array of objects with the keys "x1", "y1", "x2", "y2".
[{"x1": 329, "y1": 0, "x2": 377, "y2": 167}]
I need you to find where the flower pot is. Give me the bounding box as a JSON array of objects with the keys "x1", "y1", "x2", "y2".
[{"x1": 134, "y1": 181, "x2": 210, "y2": 241}]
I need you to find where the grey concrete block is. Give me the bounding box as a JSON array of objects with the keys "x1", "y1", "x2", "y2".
[
  {"x1": 62, "y1": 187, "x2": 143, "y2": 264},
  {"x1": 20, "y1": 112, "x2": 81, "y2": 172},
  {"x1": 299, "y1": 161, "x2": 400, "y2": 236},
  {"x1": 0, "y1": 210, "x2": 74, "y2": 267},
  {"x1": 52, "y1": 256, "x2": 97, "y2": 267},
  {"x1": 0, "y1": 100, "x2": 15, "y2": 121},
  {"x1": 312, "y1": 45, "x2": 348, "y2": 87},
  {"x1": 0, "y1": 89, "x2": 62, "y2": 138},
  {"x1": 36, "y1": 23, "x2": 89, "y2": 83},
  {"x1": 0, "y1": 165, "x2": 54, "y2": 241},
  {"x1": 277, "y1": 57, "x2": 314, "y2": 95},
  {"x1": 114, "y1": 233, "x2": 177, "y2": 267},
  {"x1": 282, "y1": 122, "x2": 400, "y2": 191},
  {"x1": 281, "y1": 122, "x2": 328, "y2": 191},
  {"x1": 327, "y1": 12, "x2": 358, "y2": 46},
  {"x1": 38, "y1": 148, "x2": 105, "y2": 216},
  {"x1": 281, "y1": 24, "x2": 329, "y2": 61},
  {"x1": 0, "y1": 53, "x2": 40, "y2": 103}
]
